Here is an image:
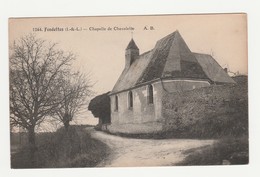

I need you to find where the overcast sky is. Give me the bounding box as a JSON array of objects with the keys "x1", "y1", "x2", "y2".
[{"x1": 9, "y1": 14, "x2": 247, "y2": 126}]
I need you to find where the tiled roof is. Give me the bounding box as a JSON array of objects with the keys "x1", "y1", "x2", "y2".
[
  {"x1": 137, "y1": 31, "x2": 208, "y2": 84},
  {"x1": 111, "y1": 50, "x2": 152, "y2": 93},
  {"x1": 193, "y1": 53, "x2": 236, "y2": 84},
  {"x1": 111, "y1": 31, "x2": 235, "y2": 94}
]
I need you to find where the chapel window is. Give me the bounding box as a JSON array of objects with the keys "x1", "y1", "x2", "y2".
[
  {"x1": 115, "y1": 95, "x2": 118, "y2": 111},
  {"x1": 148, "y1": 84, "x2": 154, "y2": 104},
  {"x1": 128, "y1": 91, "x2": 133, "y2": 109}
]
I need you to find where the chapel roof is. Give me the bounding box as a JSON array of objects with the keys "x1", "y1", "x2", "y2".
[
  {"x1": 136, "y1": 31, "x2": 208, "y2": 84},
  {"x1": 111, "y1": 30, "x2": 235, "y2": 94},
  {"x1": 193, "y1": 53, "x2": 236, "y2": 84}
]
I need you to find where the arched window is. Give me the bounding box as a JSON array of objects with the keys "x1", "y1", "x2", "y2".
[
  {"x1": 115, "y1": 95, "x2": 118, "y2": 111},
  {"x1": 128, "y1": 91, "x2": 133, "y2": 109},
  {"x1": 147, "y1": 84, "x2": 154, "y2": 104}
]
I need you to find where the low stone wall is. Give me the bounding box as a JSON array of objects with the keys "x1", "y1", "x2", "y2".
[{"x1": 162, "y1": 82, "x2": 248, "y2": 133}]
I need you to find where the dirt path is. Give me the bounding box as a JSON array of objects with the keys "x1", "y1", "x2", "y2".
[{"x1": 86, "y1": 128, "x2": 214, "y2": 167}]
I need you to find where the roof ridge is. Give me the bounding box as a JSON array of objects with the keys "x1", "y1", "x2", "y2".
[
  {"x1": 162, "y1": 34, "x2": 182, "y2": 75},
  {"x1": 155, "y1": 31, "x2": 177, "y2": 46},
  {"x1": 192, "y1": 52, "x2": 211, "y2": 56},
  {"x1": 136, "y1": 31, "x2": 177, "y2": 84}
]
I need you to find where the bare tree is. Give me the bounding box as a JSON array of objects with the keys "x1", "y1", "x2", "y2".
[
  {"x1": 54, "y1": 71, "x2": 93, "y2": 131},
  {"x1": 9, "y1": 34, "x2": 74, "y2": 149}
]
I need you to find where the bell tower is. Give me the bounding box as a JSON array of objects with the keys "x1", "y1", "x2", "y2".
[{"x1": 125, "y1": 38, "x2": 139, "y2": 69}]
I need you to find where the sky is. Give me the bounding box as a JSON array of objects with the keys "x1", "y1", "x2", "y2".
[{"x1": 9, "y1": 14, "x2": 247, "y2": 127}]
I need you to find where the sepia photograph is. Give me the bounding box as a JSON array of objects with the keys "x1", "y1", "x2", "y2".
[{"x1": 9, "y1": 14, "x2": 248, "y2": 168}]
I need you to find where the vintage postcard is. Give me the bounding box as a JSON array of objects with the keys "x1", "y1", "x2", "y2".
[{"x1": 9, "y1": 14, "x2": 248, "y2": 168}]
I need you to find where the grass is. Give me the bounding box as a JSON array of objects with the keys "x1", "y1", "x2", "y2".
[
  {"x1": 176, "y1": 135, "x2": 249, "y2": 165},
  {"x1": 11, "y1": 125, "x2": 110, "y2": 168}
]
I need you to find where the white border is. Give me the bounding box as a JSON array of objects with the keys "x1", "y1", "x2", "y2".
[{"x1": 1, "y1": 0, "x2": 260, "y2": 177}]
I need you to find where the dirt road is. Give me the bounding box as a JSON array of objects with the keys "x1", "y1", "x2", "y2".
[{"x1": 87, "y1": 128, "x2": 214, "y2": 167}]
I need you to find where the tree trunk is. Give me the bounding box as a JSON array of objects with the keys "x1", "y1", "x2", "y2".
[
  {"x1": 27, "y1": 126, "x2": 36, "y2": 167},
  {"x1": 64, "y1": 120, "x2": 70, "y2": 131},
  {"x1": 28, "y1": 127, "x2": 36, "y2": 147}
]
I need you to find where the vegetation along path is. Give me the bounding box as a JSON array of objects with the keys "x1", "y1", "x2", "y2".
[{"x1": 86, "y1": 127, "x2": 215, "y2": 167}]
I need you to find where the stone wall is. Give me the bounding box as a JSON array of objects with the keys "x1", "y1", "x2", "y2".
[
  {"x1": 108, "y1": 79, "x2": 211, "y2": 134},
  {"x1": 109, "y1": 82, "x2": 164, "y2": 133},
  {"x1": 162, "y1": 82, "x2": 248, "y2": 132}
]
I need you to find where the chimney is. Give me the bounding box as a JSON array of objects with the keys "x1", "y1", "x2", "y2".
[{"x1": 224, "y1": 68, "x2": 228, "y2": 73}]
